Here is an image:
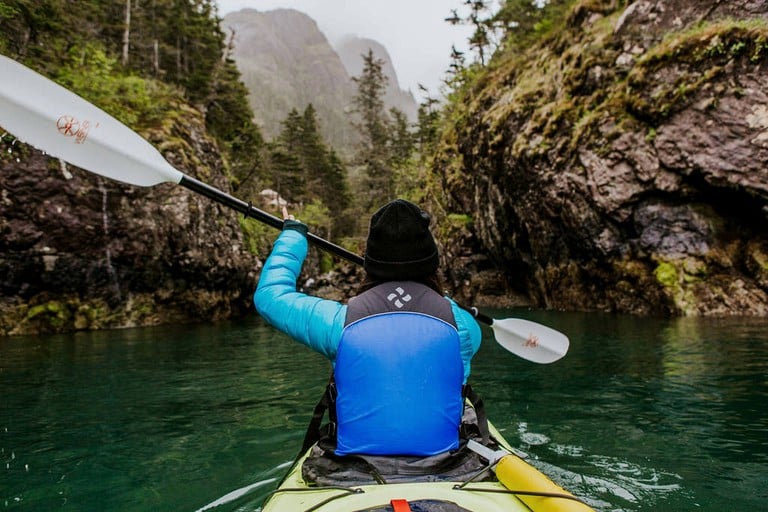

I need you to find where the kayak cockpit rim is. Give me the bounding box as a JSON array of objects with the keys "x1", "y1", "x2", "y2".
[
  {"x1": 260, "y1": 486, "x2": 364, "y2": 512},
  {"x1": 260, "y1": 480, "x2": 591, "y2": 511}
]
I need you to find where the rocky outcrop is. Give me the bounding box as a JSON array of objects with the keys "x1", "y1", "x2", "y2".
[
  {"x1": 0, "y1": 103, "x2": 260, "y2": 335},
  {"x1": 223, "y1": 8, "x2": 356, "y2": 149},
  {"x1": 437, "y1": 0, "x2": 768, "y2": 315}
]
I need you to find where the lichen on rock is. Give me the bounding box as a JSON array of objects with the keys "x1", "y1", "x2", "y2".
[{"x1": 435, "y1": 0, "x2": 768, "y2": 316}]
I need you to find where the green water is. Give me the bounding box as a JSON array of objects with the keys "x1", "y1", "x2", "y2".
[{"x1": 1, "y1": 311, "x2": 767, "y2": 511}]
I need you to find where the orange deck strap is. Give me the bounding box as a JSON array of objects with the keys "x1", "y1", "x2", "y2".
[{"x1": 390, "y1": 498, "x2": 412, "y2": 512}]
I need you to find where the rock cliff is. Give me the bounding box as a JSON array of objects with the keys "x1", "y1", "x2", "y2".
[
  {"x1": 223, "y1": 8, "x2": 356, "y2": 149},
  {"x1": 0, "y1": 103, "x2": 260, "y2": 335},
  {"x1": 437, "y1": 0, "x2": 768, "y2": 315},
  {"x1": 222, "y1": 8, "x2": 417, "y2": 154}
]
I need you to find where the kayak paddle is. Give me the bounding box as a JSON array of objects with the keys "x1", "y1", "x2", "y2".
[
  {"x1": 0, "y1": 54, "x2": 569, "y2": 364},
  {"x1": 469, "y1": 310, "x2": 570, "y2": 364}
]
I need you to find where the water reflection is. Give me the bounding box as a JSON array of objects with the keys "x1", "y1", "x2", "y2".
[
  {"x1": 659, "y1": 317, "x2": 768, "y2": 467},
  {"x1": 2, "y1": 312, "x2": 767, "y2": 511},
  {"x1": 469, "y1": 310, "x2": 768, "y2": 511}
]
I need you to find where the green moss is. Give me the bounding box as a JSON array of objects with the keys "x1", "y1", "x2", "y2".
[
  {"x1": 132, "y1": 300, "x2": 154, "y2": 317},
  {"x1": 751, "y1": 35, "x2": 768, "y2": 61},
  {"x1": 625, "y1": 20, "x2": 768, "y2": 121},
  {"x1": 749, "y1": 245, "x2": 768, "y2": 271},
  {"x1": 74, "y1": 302, "x2": 104, "y2": 330},
  {"x1": 238, "y1": 216, "x2": 271, "y2": 256},
  {"x1": 26, "y1": 301, "x2": 72, "y2": 329},
  {"x1": 319, "y1": 252, "x2": 334, "y2": 274},
  {"x1": 0, "y1": 3, "x2": 19, "y2": 19},
  {"x1": 446, "y1": 213, "x2": 473, "y2": 225},
  {"x1": 654, "y1": 261, "x2": 679, "y2": 287},
  {"x1": 55, "y1": 43, "x2": 177, "y2": 128},
  {"x1": 436, "y1": 212, "x2": 475, "y2": 242},
  {"x1": 444, "y1": 2, "x2": 630, "y2": 164}
]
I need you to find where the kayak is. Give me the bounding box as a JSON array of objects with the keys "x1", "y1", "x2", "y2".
[{"x1": 260, "y1": 422, "x2": 594, "y2": 512}]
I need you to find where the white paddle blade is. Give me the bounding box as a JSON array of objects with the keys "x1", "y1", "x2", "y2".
[
  {"x1": 0, "y1": 55, "x2": 183, "y2": 186},
  {"x1": 491, "y1": 318, "x2": 569, "y2": 364}
]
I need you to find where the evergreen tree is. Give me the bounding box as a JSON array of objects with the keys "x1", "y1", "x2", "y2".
[
  {"x1": 324, "y1": 149, "x2": 351, "y2": 216},
  {"x1": 267, "y1": 142, "x2": 304, "y2": 201},
  {"x1": 445, "y1": 1, "x2": 497, "y2": 65},
  {"x1": 492, "y1": 0, "x2": 540, "y2": 36},
  {"x1": 0, "y1": 0, "x2": 265, "y2": 197},
  {"x1": 269, "y1": 108, "x2": 306, "y2": 201},
  {"x1": 265, "y1": 105, "x2": 353, "y2": 237},
  {"x1": 300, "y1": 105, "x2": 352, "y2": 236},
  {"x1": 415, "y1": 92, "x2": 441, "y2": 152},
  {"x1": 278, "y1": 108, "x2": 304, "y2": 151},
  {"x1": 351, "y1": 49, "x2": 394, "y2": 211},
  {"x1": 0, "y1": 1, "x2": 68, "y2": 61},
  {"x1": 163, "y1": 0, "x2": 224, "y2": 103},
  {"x1": 206, "y1": 56, "x2": 265, "y2": 195},
  {"x1": 465, "y1": 0, "x2": 491, "y2": 65},
  {"x1": 388, "y1": 107, "x2": 414, "y2": 168},
  {"x1": 299, "y1": 104, "x2": 331, "y2": 202}
]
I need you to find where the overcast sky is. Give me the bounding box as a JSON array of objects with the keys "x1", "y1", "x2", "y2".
[{"x1": 215, "y1": 0, "x2": 476, "y2": 98}]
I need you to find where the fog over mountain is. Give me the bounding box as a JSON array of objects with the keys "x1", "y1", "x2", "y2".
[
  {"x1": 222, "y1": 8, "x2": 417, "y2": 152},
  {"x1": 216, "y1": 0, "x2": 474, "y2": 96},
  {"x1": 334, "y1": 34, "x2": 418, "y2": 121}
]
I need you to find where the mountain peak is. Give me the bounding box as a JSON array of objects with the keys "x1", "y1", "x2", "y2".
[{"x1": 222, "y1": 8, "x2": 416, "y2": 152}]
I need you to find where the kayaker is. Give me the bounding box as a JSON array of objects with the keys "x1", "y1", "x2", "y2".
[{"x1": 254, "y1": 199, "x2": 482, "y2": 458}]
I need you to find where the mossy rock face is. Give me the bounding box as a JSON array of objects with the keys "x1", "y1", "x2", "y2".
[
  {"x1": 648, "y1": 252, "x2": 768, "y2": 316},
  {"x1": 25, "y1": 300, "x2": 73, "y2": 333},
  {"x1": 8, "y1": 297, "x2": 108, "y2": 335},
  {"x1": 625, "y1": 22, "x2": 768, "y2": 122},
  {"x1": 2, "y1": 288, "x2": 259, "y2": 336},
  {"x1": 745, "y1": 239, "x2": 768, "y2": 288},
  {"x1": 1, "y1": 97, "x2": 260, "y2": 336},
  {"x1": 654, "y1": 261, "x2": 678, "y2": 288},
  {"x1": 432, "y1": 1, "x2": 768, "y2": 316}
]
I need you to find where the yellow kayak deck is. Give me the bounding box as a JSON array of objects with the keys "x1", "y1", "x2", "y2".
[
  {"x1": 263, "y1": 480, "x2": 538, "y2": 511},
  {"x1": 261, "y1": 423, "x2": 594, "y2": 512}
]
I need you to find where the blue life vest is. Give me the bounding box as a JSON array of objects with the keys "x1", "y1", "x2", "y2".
[{"x1": 334, "y1": 282, "x2": 464, "y2": 456}]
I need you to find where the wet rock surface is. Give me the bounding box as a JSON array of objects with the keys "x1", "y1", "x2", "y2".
[
  {"x1": 437, "y1": 0, "x2": 768, "y2": 315},
  {"x1": 0, "y1": 107, "x2": 260, "y2": 335}
]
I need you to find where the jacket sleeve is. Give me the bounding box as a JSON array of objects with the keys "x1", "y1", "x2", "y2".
[
  {"x1": 449, "y1": 300, "x2": 482, "y2": 383},
  {"x1": 254, "y1": 226, "x2": 346, "y2": 361}
]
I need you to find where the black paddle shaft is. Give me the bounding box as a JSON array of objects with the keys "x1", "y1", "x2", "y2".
[
  {"x1": 179, "y1": 175, "x2": 489, "y2": 325},
  {"x1": 180, "y1": 175, "x2": 363, "y2": 265}
]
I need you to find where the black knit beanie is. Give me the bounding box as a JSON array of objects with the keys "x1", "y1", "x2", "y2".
[{"x1": 364, "y1": 199, "x2": 439, "y2": 280}]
